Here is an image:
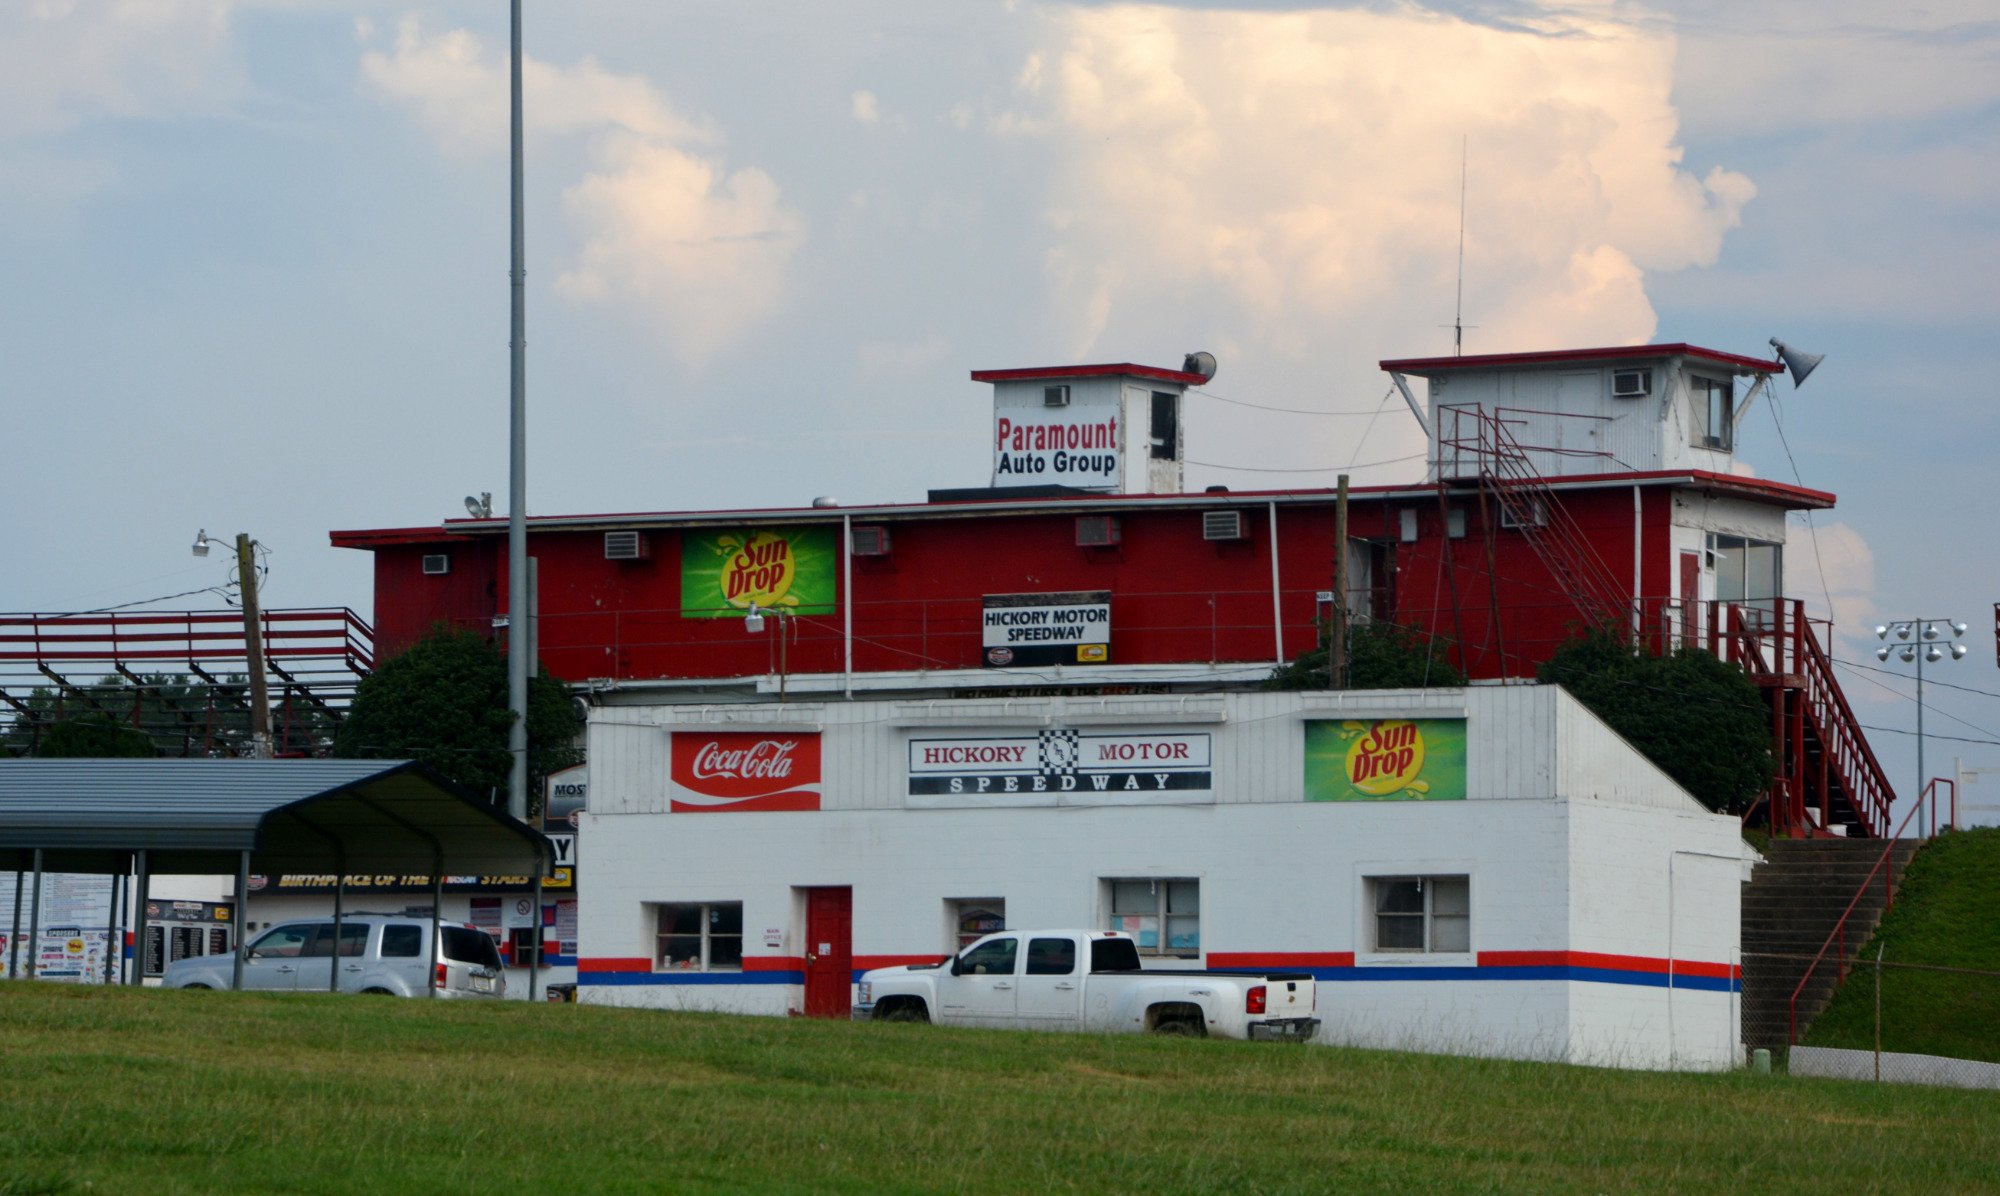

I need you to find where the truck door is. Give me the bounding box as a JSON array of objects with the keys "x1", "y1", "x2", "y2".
[
  {"x1": 938, "y1": 935, "x2": 1018, "y2": 1026},
  {"x1": 1015, "y1": 936, "x2": 1082, "y2": 1030}
]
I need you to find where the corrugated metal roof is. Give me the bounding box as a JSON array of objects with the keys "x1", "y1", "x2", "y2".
[{"x1": 0, "y1": 759, "x2": 547, "y2": 877}]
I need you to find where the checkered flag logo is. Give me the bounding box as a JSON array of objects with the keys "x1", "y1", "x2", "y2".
[{"x1": 1038, "y1": 729, "x2": 1080, "y2": 775}]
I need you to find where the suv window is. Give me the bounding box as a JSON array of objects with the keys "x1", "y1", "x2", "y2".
[
  {"x1": 381, "y1": 925, "x2": 423, "y2": 958},
  {"x1": 442, "y1": 927, "x2": 503, "y2": 969},
  {"x1": 249, "y1": 924, "x2": 314, "y2": 959},
  {"x1": 303, "y1": 924, "x2": 369, "y2": 958}
]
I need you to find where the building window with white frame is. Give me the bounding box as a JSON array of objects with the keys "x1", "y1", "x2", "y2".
[
  {"x1": 1106, "y1": 878, "x2": 1199, "y2": 957},
  {"x1": 1370, "y1": 876, "x2": 1470, "y2": 953},
  {"x1": 654, "y1": 902, "x2": 743, "y2": 972},
  {"x1": 1689, "y1": 375, "x2": 1734, "y2": 451}
]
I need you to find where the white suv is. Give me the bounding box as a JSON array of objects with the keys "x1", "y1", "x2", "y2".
[{"x1": 163, "y1": 913, "x2": 507, "y2": 999}]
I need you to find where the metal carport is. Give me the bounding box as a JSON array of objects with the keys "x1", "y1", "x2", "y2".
[{"x1": 0, "y1": 759, "x2": 551, "y2": 998}]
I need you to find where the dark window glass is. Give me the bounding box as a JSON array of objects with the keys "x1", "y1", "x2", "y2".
[
  {"x1": 381, "y1": 925, "x2": 422, "y2": 958},
  {"x1": 960, "y1": 937, "x2": 1018, "y2": 976},
  {"x1": 250, "y1": 924, "x2": 314, "y2": 959},
  {"x1": 442, "y1": 927, "x2": 503, "y2": 968},
  {"x1": 1090, "y1": 937, "x2": 1142, "y2": 972},
  {"x1": 1150, "y1": 392, "x2": 1177, "y2": 460},
  {"x1": 1026, "y1": 937, "x2": 1077, "y2": 976}
]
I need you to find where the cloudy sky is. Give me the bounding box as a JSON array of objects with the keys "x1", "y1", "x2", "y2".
[{"x1": 4, "y1": 0, "x2": 1997, "y2": 805}]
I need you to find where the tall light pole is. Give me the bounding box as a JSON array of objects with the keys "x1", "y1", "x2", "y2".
[
  {"x1": 193, "y1": 530, "x2": 272, "y2": 757},
  {"x1": 1875, "y1": 618, "x2": 1968, "y2": 837},
  {"x1": 505, "y1": 0, "x2": 531, "y2": 821}
]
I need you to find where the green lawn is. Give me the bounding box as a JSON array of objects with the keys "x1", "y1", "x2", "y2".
[
  {"x1": 2, "y1": 982, "x2": 1996, "y2": 1194},
  {"x1": 1806, "y1": 827, "x2": 2000, "y2": 1063}
]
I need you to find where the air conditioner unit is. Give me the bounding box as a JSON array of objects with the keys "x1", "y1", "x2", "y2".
[
  {"x1": 850, "y1": 525, "x2": 892, "y2": 557},
  {"x1": 604, "y1": 530, "x2": 649, "y2": 561},
  {"x1": 1201, "y1": 510, "x2": 1245, "y2": 541},
  {"x1": 1075, "y1": 515, "x2": 1121, "y2": 547},
  {"x1": 1612, "y1": 369, "x2": 1652, "y2": 398},
  {"x1": 421, "y1": 554, "x2": 451, "y2": 576},
  {"x1": 1044, "y1": 385, "x2": 1071, "y2": 408}
]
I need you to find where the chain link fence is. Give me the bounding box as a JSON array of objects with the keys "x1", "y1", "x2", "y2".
[{"x1": 1743, "y1": 949, "x2": 2000, "y2": 1088}]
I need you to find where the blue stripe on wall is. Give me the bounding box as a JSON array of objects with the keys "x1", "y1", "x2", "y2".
[{"x1": 581, "y1": 970, "x2": 803, "y2": 987}]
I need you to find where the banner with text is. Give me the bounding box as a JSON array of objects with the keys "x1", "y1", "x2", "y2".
[
  {"x1": 670, "y1": 730, "x2": 823, "y2": 812},
  {"x1": 992, "y1": 401, "x2": 1122, "y2": 489},
  {"x1": 982, "y1": 591, "x2": 1111, "y2": 667},
  {"x1": 1303, "y1": 718, "x2": 1468, "y2": 801},
  {"x1": 681, "y1": 527, "x2": 837, "y2": 618},
  {"x1": 908, "y1": 729, "x2": 1211, "y2": 808}
]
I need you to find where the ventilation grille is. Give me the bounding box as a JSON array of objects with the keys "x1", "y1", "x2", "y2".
[
  {"x1": 1043, "y1": 385, "x2": 1071, "y2": 407},
  {"x1": 421, "y1": 554, "x2": 451, "y2": 576},
  {"x1": 604, "y1": 530, "x2": 649, "y2": 560},
  {"x1": 850, "y1": 525, "x2": 892, "y2": 557},
  {"x1": 1201, "y1": 510, "x2": 1245, "y2": 541},
  {"x1": 1075, "y1": 515, "x2": 1121, "y2": 548}
]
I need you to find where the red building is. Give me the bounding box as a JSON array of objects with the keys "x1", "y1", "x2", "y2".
[{"x1": 332, "y1": 345, "x2": 1889, "y2": 838}]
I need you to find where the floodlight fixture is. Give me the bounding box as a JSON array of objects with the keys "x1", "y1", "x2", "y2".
[{"x1": 192, "y1": 529, "x2": 213, "y2": 558}]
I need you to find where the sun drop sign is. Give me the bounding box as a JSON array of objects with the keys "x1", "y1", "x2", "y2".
[
  {"x1": 681, "y1": 528, "x2": 836, "y2": 618},
  {"x1": 1303, "y1": 719, "x2": 1466, "y2": 802}
]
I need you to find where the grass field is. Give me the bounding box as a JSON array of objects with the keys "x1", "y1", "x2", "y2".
[
  {"x1": 2, "y1": 983, "x2": 1996, "y2": 1194},
  {"x1": 1806, "y1": 826, "x2": 2000, "y2": 1064}
]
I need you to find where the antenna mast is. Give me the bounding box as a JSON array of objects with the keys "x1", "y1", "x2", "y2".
[{"x1": 1454, "y1": 136, "x2": 1467, "y2": 356}]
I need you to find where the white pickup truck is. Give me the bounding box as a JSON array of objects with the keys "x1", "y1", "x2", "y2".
[{"x1": 854, "y1": 929, "x2": 1318, "y2": 1041}]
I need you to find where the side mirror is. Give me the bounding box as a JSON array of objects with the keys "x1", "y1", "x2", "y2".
[{"x1": 949, "y1": 955, "x2": 964, "y2": 977}]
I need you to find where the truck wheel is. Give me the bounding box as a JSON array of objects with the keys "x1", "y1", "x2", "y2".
[
  {"x1": 1154, "y1": 1018, "x2": 1204, "y2": 1038},
  {"x1": 881, "y1": 1003, "x2": 928, "y2": 1024}
]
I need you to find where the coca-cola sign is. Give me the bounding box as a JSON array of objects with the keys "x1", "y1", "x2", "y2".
[{"x1": 670, "y1": 731, "x2": 822, "y2": 812}]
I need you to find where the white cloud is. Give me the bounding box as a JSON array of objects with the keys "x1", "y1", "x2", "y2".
[
  {"x1": 1785, "y1": 517, "x2": 1876, "y2": 634},
  {"x1": 0, "y1": 1, "x2": 243, "y2": 140},
  {"x1": 361, "y1": 17, "x2": 802, "y2": 367},
  {"x1": 852, "y1": 90, "x2": 880, "y2": 125}
]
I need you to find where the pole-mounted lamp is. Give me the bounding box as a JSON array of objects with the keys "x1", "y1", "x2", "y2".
[
  {"x1": 1875, "y1": 618, "x2": 1968, "y2": 837},
  {"x1": 193, "y1": 530, "x2": 273, "y2": 758},
  {"x1": 744, "y1": 602, "x2": 791, "y2": 702}
]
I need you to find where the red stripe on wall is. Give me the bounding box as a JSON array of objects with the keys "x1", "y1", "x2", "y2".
[
  {"x1": 1207, "y1": 951, "x2": 1356, "y2": 969},
  {"x1": 578, "y1": 957, "x2": 653, "y2": 974},
  {"x1": 743, "y1": 956, "x2": 804, "y2": 973},
  {"x1": 1479, "y1": 950, "x2": 1736, "y2": 979}
]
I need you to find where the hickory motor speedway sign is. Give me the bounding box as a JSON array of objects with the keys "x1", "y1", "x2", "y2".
[{"x1": 907, "y1": 729, "x2": 1211, "y2": 808}]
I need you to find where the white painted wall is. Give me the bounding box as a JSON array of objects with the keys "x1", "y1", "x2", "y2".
[{"x1": 579, "y1": 685, "x2": 1747, "y2": 1069}]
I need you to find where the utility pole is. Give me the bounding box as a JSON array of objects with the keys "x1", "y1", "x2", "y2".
[
  {"x1": 235, "y1": 533, "x2": 272, "y2": 757},
  {"x1": 505, "y1": 0, "x2": 531, "y2": 821},
  {"x1": 1330, "y1": 474, "x2": 1350, "y2": 689}
]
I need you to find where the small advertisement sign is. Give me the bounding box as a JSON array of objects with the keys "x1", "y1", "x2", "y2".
[
  {"x1": 251, "y1": 874, "x2": 540, "y2": 894},
  {"x1": 544, "y1": 763, "x2": 586, "y2": 831},
  {"x1": 982, "y1": 591, "x2": 1111, "y2": 667},
  {"x1": 993, "y1": 406, "x2": 1121, "y2": 489},
  {"x1": 908, "y1": 729, "x2": 1211, "y2": 808},
  {"x1": 681, "y1": 528, "x2": 837, "y2": 618},
  {"x1": 670, "y1": 731, "x2": 823, "y2": 812},
  {"x1": 1303, "y1": 718, "x2": 1468, "y2": 801}
]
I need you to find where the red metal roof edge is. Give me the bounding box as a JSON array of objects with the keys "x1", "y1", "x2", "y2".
[
  {"x1": 1379, "y1": 343, "x2": 1779, "y2": 376},
  {"x1": 329, "y1": 469, "x2": 1833, "y2": 549},
  {"x1": 969, "y1": 363, "x2": 1210, "y2": 386}
]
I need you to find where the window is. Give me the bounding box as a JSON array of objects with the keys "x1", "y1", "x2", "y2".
[
  {"x1": 446, "y1": 927, "x2": 506, "y2": 969},
  {"x1": 1025, "y1": 937, "x2": 1077, "y2": 976},
  {"x1": 1106, "y1": 878, "x2": 1199, "y2": 957},
  {"x1": 1689, "y1": 375, "x2": 1734, "y2": 450},
  {"x1": 381, "y1": 925, "x2": 422, "y2": 958},
  {"x1": 247, "y1": 924, "x2": 314, "y2": 959},
  {"x1": 948, "y1": 899, "x2": 1006, "y2": 950},
  {"x1": 508, "y1": 927, "x2": 542, "y2": 968},
  {"x1": 304, "y1": 923, "x2": 368, "y2": 958},
  {"x1": 655, "y1": 902, "x2": 743, "y2": 972},
  {"x1": 959, "y1": 936, "x2": 1017, "y2": 976},
  {"x1": 1371, "y1": 876, "x2": 1470, "y2": 954},
  {"x1": 1149, "y1": 391, "x2": 1178, "y2": 460}
]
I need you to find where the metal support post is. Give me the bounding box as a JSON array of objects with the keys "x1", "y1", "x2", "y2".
[
  {"x1": 130, "y1": 850, "x2": 150, "y2": 986},
  {"x1": 25, "y1": 849, "x2": 43, "y2": 980},
  {"x1": 232, "y1": 850, "x2": 250, "y2": 991}
]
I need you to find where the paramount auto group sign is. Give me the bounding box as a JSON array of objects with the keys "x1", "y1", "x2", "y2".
[
  {"x1": 992, "y1": 408, "x2": 1121, "y2": 489},
  {"x1": 670, "y1": 731, "x2": 823, "y2": 812},
  {"x1": 907, "y1": 729, "x2": 1211, "y2": 809}
]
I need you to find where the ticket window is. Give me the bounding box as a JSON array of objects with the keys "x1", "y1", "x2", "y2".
[{"x1": 948, "y1": 899, "x2": 1006, "y2": 950}]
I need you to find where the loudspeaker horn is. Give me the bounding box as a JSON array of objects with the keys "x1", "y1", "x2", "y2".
[{"x1": 1769, "y1": 337, "x2": 1824, "y2": 388}]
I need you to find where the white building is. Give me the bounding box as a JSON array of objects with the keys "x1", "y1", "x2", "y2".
[{"x1": 577, "y1": 683, "x2": 1752, "y2": 1070}]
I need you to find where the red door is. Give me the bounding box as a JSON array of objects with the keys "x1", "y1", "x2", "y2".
[{"x1": 803, "y1": 887, "x2": 853, "y2": 1018}]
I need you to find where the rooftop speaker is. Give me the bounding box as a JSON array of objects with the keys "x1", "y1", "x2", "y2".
[
  {"x1": 1769, "y1": 338, "x2": 1824, "y2": 388},
  {"x1": 1181, "y1": 351, "x2": 1218, "y2": 381}
]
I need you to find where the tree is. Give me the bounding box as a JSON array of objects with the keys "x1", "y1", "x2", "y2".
[
  {"x1": 0, "y1": 672, "x2": 301, "y2": 758},
  {"x1": 36, "y1": 714, "x2": 157, "y2": 757},
  {"x1": 1537, "y1": 632, "x2": 1773, "y2": 814},
  {"x1": 334, "y1": 626, "x2": 582, "y2": 812},
  {"x1": 1266, "y1": 620, "x2": 1467, "y2": 691}
]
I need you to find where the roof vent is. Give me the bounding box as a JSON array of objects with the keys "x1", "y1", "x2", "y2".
[
  {"x1": 850, "y1": 525, "x2": 892, "y2": 557},
  {"x1": 604, "y1": 530, "x2": 649, "y2": 561},
  {"x1": 421, "y1": 553, "x2": 451, "y2": 576},
  {"x1": 811, "y1": 496, "x2": 840, "y2": 508},
  {"x1": 1201, "y1": 510, "x2": 1245, "y2": 541},
  {"x1": 1075, "y1": 515, "x2": 1121, "y2": 548}
]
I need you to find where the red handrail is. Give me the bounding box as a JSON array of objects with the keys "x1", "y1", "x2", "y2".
[{"x1": 1786, "y1": 778, "x2": 1955, "y2": 1045}]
